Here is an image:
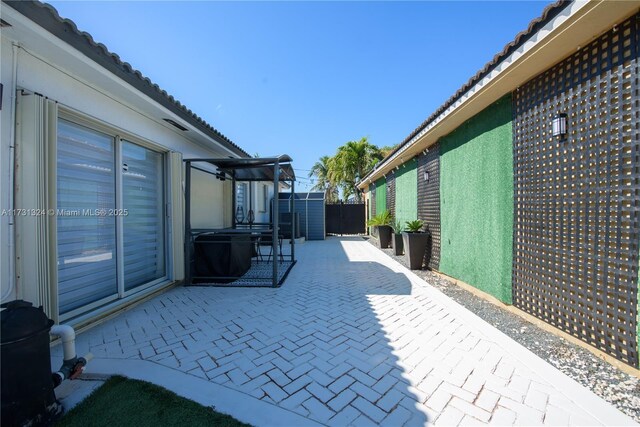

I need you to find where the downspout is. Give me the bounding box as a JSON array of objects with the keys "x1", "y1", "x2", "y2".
[{"x1": 2, "y1": 42, "x2": 20, "y2": 302}]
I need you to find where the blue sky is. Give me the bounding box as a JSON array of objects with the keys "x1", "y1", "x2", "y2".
[{"x1": 49, "y1": 1, "x2": 550, "y2": 191}]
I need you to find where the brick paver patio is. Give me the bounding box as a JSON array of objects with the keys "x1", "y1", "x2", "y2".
[{"x1": 59, "y1": 237, "x2": 636, "y2": 426}]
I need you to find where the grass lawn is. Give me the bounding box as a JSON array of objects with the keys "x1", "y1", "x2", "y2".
[{"x1": 56, "y1": 376, "x2": 251, "y2": 427}]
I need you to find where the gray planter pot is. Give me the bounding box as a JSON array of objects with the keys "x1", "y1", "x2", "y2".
[
  {"x1": 402, "y1": 231, "x2": 431, "y2": 270},
  {"x1": 391, "y1": 233, "x2": 404, "y2": 255},
  {"x1": 377, "y1": 225, "x2": 393, "y2": 249}
]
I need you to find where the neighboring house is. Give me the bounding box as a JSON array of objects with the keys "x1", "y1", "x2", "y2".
[
  {"x1": 359, "y1": 1, "x2": 640, "y2": 368},
  {"x1": 0, "y1": 1, "x2": 272, "y2": 328}
]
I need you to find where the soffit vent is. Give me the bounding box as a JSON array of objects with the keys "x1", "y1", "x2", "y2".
[{"x1": 163, "y1": 118, "x2": 188, "y2": 131}]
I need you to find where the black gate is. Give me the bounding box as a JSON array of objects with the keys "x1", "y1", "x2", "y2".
[{"x1": 326, "y1": 202, "x2": 366, "y2": 235}]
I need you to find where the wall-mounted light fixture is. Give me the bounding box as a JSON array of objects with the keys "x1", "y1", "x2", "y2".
[
  {"x1": 552, "y1": 113, "x2": 567, "y2": 140},
  {"x1": 423, "y1": 171, "x2": 429, "y2": 182}
]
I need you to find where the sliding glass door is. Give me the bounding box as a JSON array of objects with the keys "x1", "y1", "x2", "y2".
[
  {"x1": 56, "y1": 119, "x2": 166, "y2": 318},
  {"x1": 57, "y1": 120, "x2": 118, "y2": 315},
  {"x1": 122, "y1": 140, "x2": 165, "y2": 291}
]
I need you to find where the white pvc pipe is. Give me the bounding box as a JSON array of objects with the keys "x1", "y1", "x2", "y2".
[
  {"x1": 1, "y1": 42, "x2": 19, "y2": 302},
  {"x1": 50, "y1": 324, "x2": 76, "y2": 361}
]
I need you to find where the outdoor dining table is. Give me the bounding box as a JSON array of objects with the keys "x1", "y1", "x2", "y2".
[{"x1": 193, "y1": 229, "x2": 267, "y2": 283}]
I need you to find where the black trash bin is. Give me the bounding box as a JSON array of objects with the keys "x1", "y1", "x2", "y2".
[{"x1": 1, "y1": 300, "x2": 60, "y2": 426}]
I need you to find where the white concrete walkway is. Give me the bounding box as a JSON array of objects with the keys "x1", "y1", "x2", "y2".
[{"x1": 55, "y1": 237, "x2": 636, "y2": 426}]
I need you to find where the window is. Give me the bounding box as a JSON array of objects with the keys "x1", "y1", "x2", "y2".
[
  {"x1": 260, "y1": 184, "x2": 268, "y2": 212},
  {"x1": 56, "y1": 119, "x2": 166, "y2": 317},
  {"x1": 236, "y1": 183, "x2": 248, "y2": 222},
  {"x1": 122, "y1": 140, "x2": 166, "y2": 291}
]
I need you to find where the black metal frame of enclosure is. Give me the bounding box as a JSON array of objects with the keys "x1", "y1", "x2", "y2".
[{"x1": 184, "y1": 155, "x2": 296, "y2": 287}]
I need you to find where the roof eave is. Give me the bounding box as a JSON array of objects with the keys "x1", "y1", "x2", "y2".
[{"x1": 3, "y1": 0, "x2": 250, "y2": 158}]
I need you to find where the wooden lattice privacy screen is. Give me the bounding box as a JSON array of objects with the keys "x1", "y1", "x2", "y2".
[
  {"x1": 387, "y1": 171, "x2": 396, "y2": 221},
  {"x1": 512, "y1": 13, "x2": 640, "y2": 367},
  {"x1": 417, "y1": 144, "x2": 441, "y2": 270}
]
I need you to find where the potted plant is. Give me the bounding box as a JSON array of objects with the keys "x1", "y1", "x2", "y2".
[
  {"x1": 391, "y1": 219, "x2": 404, "y2": 256},
  {"x1": 402, "y1": 219, "x2": 431, "y2": 270},
  {"x1": 366, "y1": 210, "x2": 393, "y2": 248}
]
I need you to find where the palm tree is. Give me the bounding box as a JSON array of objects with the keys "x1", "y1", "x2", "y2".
[
  {"x1": 379, "y1": 145, "x2": 396, "y2": 158},
  {"x1": 309, "y1": 155, "x2": 339, "y2": 203},
  {"x1": 329, "y1": 137, "x2": 382, "y2": 202}
]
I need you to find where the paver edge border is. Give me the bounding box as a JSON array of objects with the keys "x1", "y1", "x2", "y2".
[
  {"x1": 362, "y1": 241, "x2": 638, "y2": 426},
  {"x1": 80, "y1": 357, "x2": 324, "y2": 427}
]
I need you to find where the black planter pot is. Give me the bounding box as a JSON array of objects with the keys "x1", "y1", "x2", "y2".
[
  {"x1": 402, "y1": 231, "x2": 431, "y2": 270},
  {"x1": 391, "y1": 233, "x2": 404, "y2": 255},
  {"x1": 377, "y1": 225, "x2": 393, "y2": 249}
]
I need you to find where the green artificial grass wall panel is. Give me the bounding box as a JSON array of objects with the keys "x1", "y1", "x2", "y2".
[
  {"x1": 439, "y1": 95, "x2": 514, "y2": 303},
  {"x1": 375, "y1": 178, "x2": 387, "y2": 215},
  {"x1": 394, "y1": 159, "x2": 418, "y2": 227}
]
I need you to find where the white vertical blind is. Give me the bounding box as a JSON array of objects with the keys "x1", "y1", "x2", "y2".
[
  {"x1": 57, "y1": 119, "x2": 117, "y2": 314},
  {"x1": 122, "y1": 140, "x2": 165, "y2": 290}
]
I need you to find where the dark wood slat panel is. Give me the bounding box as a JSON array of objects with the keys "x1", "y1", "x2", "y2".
[
  {"x1": 417, "y1": 143, "x2": 441, "y2": 270},
  {"x1": 387, "y1": 171, "x2": 396, "y2": 220}
]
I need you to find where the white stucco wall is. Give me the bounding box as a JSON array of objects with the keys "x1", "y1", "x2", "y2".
[{"x1": 190, "y1": 169, "x2": 226, "y2": 229}]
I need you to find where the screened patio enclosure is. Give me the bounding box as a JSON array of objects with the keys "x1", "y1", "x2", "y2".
[{"x1": 184, "y1": 155, "x2": 296, "y2": 287}]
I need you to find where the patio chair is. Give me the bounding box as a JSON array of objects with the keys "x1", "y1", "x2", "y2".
[{"x1": 257, "y1": 231, "x2": 284, "y2": 263}]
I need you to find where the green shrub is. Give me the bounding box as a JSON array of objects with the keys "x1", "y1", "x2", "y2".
[
  {"x1": 367, "y1": 210, "x2": 392, "y2": 227},
  {"x1": 404, "y1": 219, "x2": 424, "y2": 233}
]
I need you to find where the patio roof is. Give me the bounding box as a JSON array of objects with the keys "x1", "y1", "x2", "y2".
[
  {"x1": 185, "y1": 155, "x2": 295, "y2": 182},
  {"x1": 184, "y1": 154, "x2": 297, "y2": 287}
]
